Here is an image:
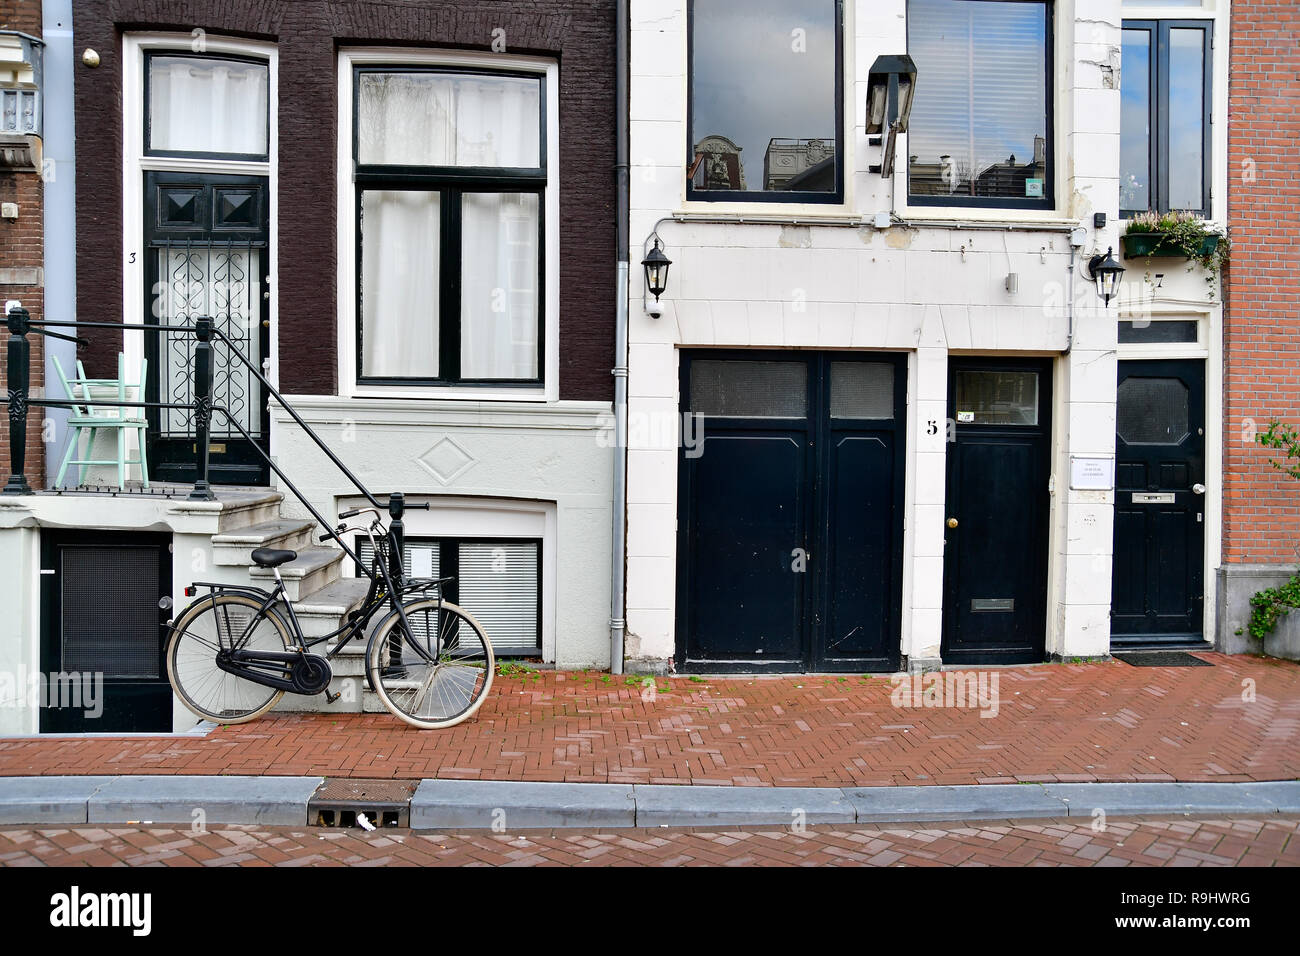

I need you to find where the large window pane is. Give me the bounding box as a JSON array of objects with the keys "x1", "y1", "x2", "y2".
[
  {"x1": 1168, "y1": 27, "x2": 1206, "y2": 211},
  {"x1": 357, "y1": 72, "x2": 541, "y2": 168},
  {"x1": 1120, "y1": 28, "x2": 1152, "y2": 212},
  {"x1": 689, "y1": 0, "x2": 839, "y2": 197},
  {"x1": 908, "y1": 0, "x2": 1050, "y2": 204},
  {"x1": 148, "y1": 55, "x2": 268, "y2": 156},
  {"x1": 359, "y1": 190, "x2": 440, "y2": 379},
  {"x1": 460, "y1": 192, "x2": 539, "y2": 379}
]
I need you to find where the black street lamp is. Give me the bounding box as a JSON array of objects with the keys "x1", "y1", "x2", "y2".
[
  {"x1": 1087, "y1": 247, "x2": 1126, "y2": 305},
  {"x1": 641, "y1": 237, "x2": 671, "y2": 302}
]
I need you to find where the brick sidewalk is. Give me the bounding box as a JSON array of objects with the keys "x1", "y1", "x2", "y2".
[
  {"x1": 1, "y1": 654, "x2": 1297, "y2": 786},
  {"x1": 3, "y1": 816, "x2": 1297, "y2": 866}
]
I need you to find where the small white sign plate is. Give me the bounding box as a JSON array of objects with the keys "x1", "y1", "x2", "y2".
[{"x1": 1070, "y1": 455, "x2": 1115, "y2": 490}]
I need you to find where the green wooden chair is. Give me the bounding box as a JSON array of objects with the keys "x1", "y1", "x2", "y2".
[{"x1": 52, "y1": 353, "x2": 150, "y2": 490}]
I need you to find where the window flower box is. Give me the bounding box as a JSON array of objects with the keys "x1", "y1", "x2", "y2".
[{"x1": 1120, "y1": 231, "x2": 1220, "y2": 260}]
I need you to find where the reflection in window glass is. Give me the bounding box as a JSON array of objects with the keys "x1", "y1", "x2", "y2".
[
  {"x1": 907, "y1": 0, "x2": 1050, "y2": 204},
  {"x1": 1168, "y1": 28, "x2": 1205, "y2": 211},
  {"x1": 1120, "y1": 28, "x2": 1152, "y2": 213},
  {"x1": 689, "y1": 0, "x2": 839, "y2": 198},
  {"x1": 955, "y1": 371, "x2": 1039, "y2": 426}
]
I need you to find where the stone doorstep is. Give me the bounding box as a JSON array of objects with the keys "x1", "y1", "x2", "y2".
[
  {"x1": 248, "y1": 546, "x2": 344, "y2": 602},
  {"x1": 211, "y1": 518, "x2": 317, "y2": 566},
  {"x1": 3, "y1": 778, "x2": 1298, "y2": 830}
]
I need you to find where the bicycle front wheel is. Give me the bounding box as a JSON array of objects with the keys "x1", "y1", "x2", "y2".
[
  {"x1": 366, "y1": 599, "x2": 495, "y2": 729},
  {"x1": 167, "y1": 593, "x2": 290, "y2": 723}
]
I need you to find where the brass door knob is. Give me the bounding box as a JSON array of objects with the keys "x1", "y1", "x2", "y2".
[{"x1": 946, "y1": 517, "x2": 959, "y2": 529}]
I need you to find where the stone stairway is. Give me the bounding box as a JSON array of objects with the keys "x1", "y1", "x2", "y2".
[{"x1": 201, "y1": 491, "x2": 385, "y2": 714}]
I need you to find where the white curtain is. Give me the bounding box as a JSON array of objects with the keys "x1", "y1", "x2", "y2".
[
  {"x1": 358, "y1": 72, "x2": 540, "y2": 168},
  {"x1": 461, "y1": 192, "x2": 539, "y2": 380},
  {"x1": 150, "y1": 56, "x2": 268, "y2": 155},
  {"x1": 360, "y1": 191, "x2": 440, "y2": 378}
]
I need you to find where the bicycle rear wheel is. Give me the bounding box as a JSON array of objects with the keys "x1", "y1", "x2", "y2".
[
  {"x1": 366, "y1": 598, "x2": 495, "y2": 729},
  {"x1": 167, "y1": 593, "x2": 290, "y2": 723}
]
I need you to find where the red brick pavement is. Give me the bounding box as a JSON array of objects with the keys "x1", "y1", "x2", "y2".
[
  {"x1": 1, "y1": 816, "x2": 1297, "y2": 867},
  {"x1": 0, "y1": 654, "x2": 1297, "y2": 786}
]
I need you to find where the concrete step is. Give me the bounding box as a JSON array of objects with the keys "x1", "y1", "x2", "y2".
[
  {"x1": 211, "y1": 519, "x2": 317, "y2": 567},
  {"x1": 291, "y1": 577, "x2": 372, "y2": 640},
  {"x1": 169, "y1": 490, "x2": 286, "y2": 535},
  {"x1": 248, "y1": 546, "x2": 343, "y2": 602}
]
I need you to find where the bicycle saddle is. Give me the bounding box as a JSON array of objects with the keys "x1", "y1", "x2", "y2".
[{"x1": 251, "y1": 548, "x2": 297, "y2": 568}]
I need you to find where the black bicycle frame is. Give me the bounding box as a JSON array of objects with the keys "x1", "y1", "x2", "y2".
[{"x1": 186, "y1": 540, "x2": 450, "y2": 686}]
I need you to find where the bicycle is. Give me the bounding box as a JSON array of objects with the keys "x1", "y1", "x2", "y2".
[{"x1": 165, "y1": 496, "x2": 495, "y2": 729}]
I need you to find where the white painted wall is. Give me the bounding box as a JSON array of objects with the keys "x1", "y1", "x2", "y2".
[
  {"x1": 626, "y1": 0, "x2": 1227, "y2": 667},
  {"x1": 271, "y1": 398, "x2": 613, "y2": 668}
]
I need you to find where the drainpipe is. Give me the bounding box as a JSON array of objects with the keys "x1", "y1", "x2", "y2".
[{"x1": 610, "y1": 0, "x2": 629, "y2": 675}]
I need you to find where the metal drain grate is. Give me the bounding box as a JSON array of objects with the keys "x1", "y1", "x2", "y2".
[
  {"x1": 309, "y1": 778, "x2": 418, "y2": 829},
  {"x1": 1114, "y1": 651, "x2": 1214, "y2": 667}
]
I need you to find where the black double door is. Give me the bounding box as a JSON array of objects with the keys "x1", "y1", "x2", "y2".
[
  {"x1": 941, "y1": 359, "x2": 1053, "y2": 665},
  {"x1": 1110, "y1": 359, "x2": 1206, "y2": 645},
  {"x1": 676, "y1": 352, "x2": 906, "y2": 673},
  {"x1": 144, "y1": 170, "x2": 271, "y2": 485}
]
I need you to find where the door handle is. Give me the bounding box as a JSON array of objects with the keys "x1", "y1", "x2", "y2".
[
  {"x1": 946, "y1": 517, "x2": 959, "y2": 529},
  {"x1": 1191, "y1": 483, "x2": 1206, "y2": 495}
]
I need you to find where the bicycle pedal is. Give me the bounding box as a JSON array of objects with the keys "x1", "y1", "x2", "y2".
[{"x1": 323, "y1": 690, "x2": 342, "y2": 704}]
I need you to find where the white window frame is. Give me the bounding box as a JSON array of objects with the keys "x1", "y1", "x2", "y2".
[
  {"x1": 120, "y1": 33, "x2": 279, "y2": 392},
  {"x1": 337, "y1": 48, "x2": 561, "y2": 403}
]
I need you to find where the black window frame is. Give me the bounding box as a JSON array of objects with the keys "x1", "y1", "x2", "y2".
[
  {"x1": 905, "y1": 0, "x2": 1056, "y2": 211},
  {"x1": 1120, "y1": 19, "x2": 1213, "y2": 219},
  {"x1": 352, "y1": 65, "x2": 547, "y2": 388},
  {"x1": 685, "y1": 0, "x2": 846, "y2": 205},
  {"x1": 144, "y1": 51, "x2": 271, "y2": 162},
  {"x1": 353, "y1": 533, "x2": 544, "y2": 657}
]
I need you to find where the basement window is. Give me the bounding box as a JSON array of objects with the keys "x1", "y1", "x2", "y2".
[{"x1": 354, "y1": 536, "x2": 542, "y2": 656}]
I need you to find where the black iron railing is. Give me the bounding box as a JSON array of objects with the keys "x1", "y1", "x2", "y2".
[{"x1": 1, "y1": 306, "x2": 417, "y2": 579}]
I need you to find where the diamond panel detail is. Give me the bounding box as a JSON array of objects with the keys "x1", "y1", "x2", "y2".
[{"x1": 416, "y1": 436, "x2": 477, "y2": 485}]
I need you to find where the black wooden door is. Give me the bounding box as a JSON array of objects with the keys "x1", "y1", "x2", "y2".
[
  {"x1": 1110, "y1": 359, "x2": 1206, "y2": 644},
  {"x1": 941, "y1": 359, "x2": 1053, "y2": 665},
  {"x1": 676, "y1": 352, "x2": 906, "y2": 673},
  {"x1": 39, "y1": 531, "x2": 174, "y2": 733},
  {"x1": 144, "y1": 171, "x2": 270, "y2": 485}
]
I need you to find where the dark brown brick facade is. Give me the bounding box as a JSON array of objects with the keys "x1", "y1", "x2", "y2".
[
  {"x1": 73, "y1": 1, "x2": 616, "y2": 400},
  {"x1": 1, "y1": 0, "x2": 44, "y2": 490},
  {"x1": 1224, "y1": 0, "x2": 1300, "y2": 564}
]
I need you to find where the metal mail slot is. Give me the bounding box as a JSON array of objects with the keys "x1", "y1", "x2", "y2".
[
  {"x1": 971, "y1": 598, "x2": 1015, "y2": 612},
  {"x1": 1132, "y1": 492, "x2": 1175, "y2": 504}
]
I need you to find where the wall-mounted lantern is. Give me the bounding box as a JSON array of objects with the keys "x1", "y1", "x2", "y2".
[
  {"x1": 0, "y1": 31, "x2": 44, "y2": 171},
  {"x1": 641, "y1": 236, "x2": 672, "y2": 316},
  {"x1": 866, "y1": 54, "x2": 917, "y2": 178},
  {"x1": 1086, "y1": 247, "x2": 1125, "y2": 305}
]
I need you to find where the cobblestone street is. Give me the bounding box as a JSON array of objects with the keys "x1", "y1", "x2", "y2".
[{"x1": 3, "y1": 816, "x2": 1298, "y2": 867}]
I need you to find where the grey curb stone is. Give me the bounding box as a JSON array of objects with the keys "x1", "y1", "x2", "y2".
[
  {"x1": 87, "y1": 775, "x2": 324, "y2": 826},
  {"x1": 411, "y1": 780, "x2": 636, "y2": 830},
  {"x1": 1236, "y1": 781, "x2": 1300, "y2": 814},
  {"x1": 633, "y1": 784, "x2": 856, "y2": 827},
  {"x1": 1042, "y1": 782, "x2": 1300, "y2": 817},
  {"x1": 0, "y1": 776, "x2": 115, "y2": 824},
  {"x1": 845, "y1": 784, "x2": 1068, "y2": 823}
]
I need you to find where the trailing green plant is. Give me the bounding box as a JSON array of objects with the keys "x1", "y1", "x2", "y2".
[
  {"x1": 1246, "y1": 420, "x2": 1300, "y2": 641},
  {"x1": 1124, "y1": 210, "x2": 1230, "y2": 300}
]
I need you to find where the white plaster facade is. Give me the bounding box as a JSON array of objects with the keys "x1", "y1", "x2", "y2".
[{"x1": 624, "y1": 0, "x2": 1229, "y2": 669}]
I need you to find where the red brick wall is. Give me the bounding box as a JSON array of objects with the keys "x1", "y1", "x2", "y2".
[
  {"x1": 1223, "y1": 0, "x2": 1300, "y2": 565},
  {"x1": 0, "y1": 0, "x2": 44, "y2": 491}
]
